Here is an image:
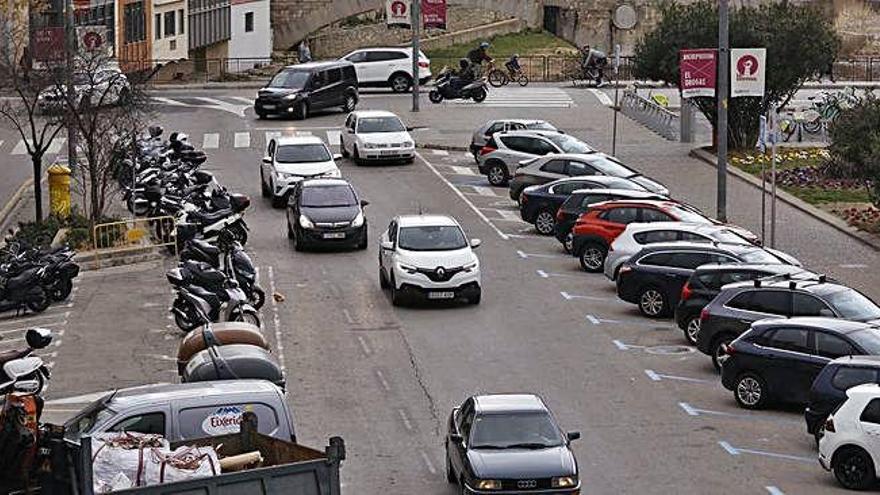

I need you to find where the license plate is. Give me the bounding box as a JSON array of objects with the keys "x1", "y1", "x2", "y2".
[
  {"x1": 379, "y1": 150, "x2": 397, "y2": 156},
  {"x1": 262, "y1": 104, "x2": 276, "y2": 110},
  {"x1": 428, "y1": 291, "x2": 455, "y2": 300},
  {"x1": 323, "y1": 232, "x2": 345, "y2": 239}
]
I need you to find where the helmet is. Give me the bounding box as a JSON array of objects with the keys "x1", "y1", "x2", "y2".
[
  {"x1": 480, "y1": 41, "x2": 489, "y2": 49},
  {"x1": 512, "y1": 53, "x2": 519, "y2": 59}
]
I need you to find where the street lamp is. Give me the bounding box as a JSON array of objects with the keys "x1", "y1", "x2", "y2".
[{"x1": 716, "y1": 0, "x2": 729, "y2": 222}]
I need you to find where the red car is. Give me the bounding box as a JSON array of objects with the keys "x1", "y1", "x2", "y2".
[{"x1": 570, "y1": 200, "x2": 754, "y2": 272}]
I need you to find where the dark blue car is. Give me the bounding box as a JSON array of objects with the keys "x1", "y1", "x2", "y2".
[{"x1": 805, "y1": 355, "x2": 880, "y2": 443}]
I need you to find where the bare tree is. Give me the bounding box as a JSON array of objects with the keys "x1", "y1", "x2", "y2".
[{"x1": 0, "y1": 1, "x2": 66, "y2": 224}]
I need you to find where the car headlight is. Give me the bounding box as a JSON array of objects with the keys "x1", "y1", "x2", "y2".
[
  {"x1": 463, "y1": 261, "x2": 478, "y2": 272},
  {"x1": 475, "y1": 480, "x2": 502, "y2": 490},
  {"x1": 552, "y1": 476, "x2": 577, "y2": 488},
  {"x1": 276, "y1": 171, "x2": 292, "y2": 180},
  {"x1": 363, "y1": 142, "x2": 378, "y2": 149},
  {"x1": 322, "y1": 169, "x2": 341, "y2": 178},
  {"x1": 299, "y1": 214, "x2": 314, "y2": 229},
  {"x1": 351, "y1": 211, "x2": 364, "y2": 227},
  {"x1": 283, "y1": 93, "x2": 300, "y2": 100},
  {"x1": 403, "y1": 141, "x2": 414, "y2": 148},
  {"x1": 397, "y1": 262, "x2": 417, "y2": 274}
]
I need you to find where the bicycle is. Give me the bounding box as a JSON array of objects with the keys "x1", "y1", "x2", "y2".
[{"x1": 486, "y1": 62, "x2": 510, "y2": 88}]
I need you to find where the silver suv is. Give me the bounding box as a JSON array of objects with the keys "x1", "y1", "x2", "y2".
[
  {"x1": 476, "y1": 131, "x2": 595, "y2": 187},
  {"x1": 469, "y1": 119, "x2": 558, "y2": 162}
]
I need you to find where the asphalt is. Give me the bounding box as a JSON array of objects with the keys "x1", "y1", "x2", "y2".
[{"x1": 1, "y1": 85, "x2": 876, "y2": 494}]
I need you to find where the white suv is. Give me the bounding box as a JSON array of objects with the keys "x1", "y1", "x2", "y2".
[
  {"x1": 379, "y1": 215, "x2": 482, "y2": 306},
  {"x1": 260, "y1": 136, "x2": 342, "y2": 207},
  {"x1": 820, "y1": 383, "x2": 880, "y2": 490},
  {"x1": 341, "y1": 47, "x2": 431, "y2": 93}
]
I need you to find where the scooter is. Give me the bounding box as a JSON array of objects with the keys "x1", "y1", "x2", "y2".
[
  {"x1": 428, "y1": 69, "x2": 488, "y2": 104},
  {"x1": 0, "y1": 328, "x2": 52, "y2": 388},
  {"x1": 0, "y1": 267, "x2": 50, "y2": 315},
  {"x1": 180, "y1": 235, "x2": 265, "y2": 309},
  {"x1": 169, "y1": 278, "x2": 260, "y2": 332}
]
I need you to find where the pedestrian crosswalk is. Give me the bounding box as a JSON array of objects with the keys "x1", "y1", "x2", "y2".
[{"x1": 445, "y1": 87, "x2": 575, "y2": 108}]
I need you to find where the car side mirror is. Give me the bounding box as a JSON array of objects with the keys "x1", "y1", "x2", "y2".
[
  {"x1": 566, "y1": 431, "x2": 581, "y2": 442},
  {"x1": 381, "y1": 241, "x2": 393, "y2": 251},
  {"x1": 332, "y1": 154, "x2": 343, "y2": 160},
  {"x1": 262, "y1": 157, "x2": 271, "y2": 164},
  {"x1": 406, "y1": 126, "x2": 414, "y2": 132},
  {"x1": 470, "y1": 239, "x2": 482, "y2": 249},
  {"x1": 360, "y1": 200, "x2": 370, "y2": 207},
  {"x1": 449, "y1": 433, "x2": 463, "y2": 443}
]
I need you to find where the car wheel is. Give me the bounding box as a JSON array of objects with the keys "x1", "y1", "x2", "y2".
[
  {"x1": 293, "y1": 101, "x2": 308, "y2": 120},
  {"x1": 353, "y1": 145, "x2": 363, "y2": 166},
  {"x1": 379, "y1": 268, "x2": 389, "y2": 289},
  {"x1": 711, "y1": 334, "x2": 735, "y2": 371},
  {"x1": 287, "y1": 217, "x2": 295, "y2": 239},
  {"x1": 734, "y1": 372, "x2": 767, "y2": 409},
  {"x1": 26, "y1": 292, "x2": 50, "y2": 313},
  {"x1": 271, "y1": 194, "x2": 286, "y2": 208},
  {"x1": 390, "y1": 73, "x2": 412, "y2": 93},
  {"x1": 562, "y1": 233, "x2": 573, "y2": 254},
  {"x1": 684, "y1": 315, "x2": 701, "y2": 345},
  {"x1": 340, "y1": 137, "x2": 350, "y2": 158},
  {"x1": 534, "y1": 209, "x2": 556, "y2": 236},
  {"x1": 486, "y1": 162, "x2": 508, "y2": 187},
  {"x1": 390, "y1": 275, "x2": 404, "y2": 306},
  {"x1": 260, "y1": 169, "x2": 270, "y2": 197},
  {"x1": 342, "y1": 93, "x2": 357, "y2": 112},
  {"x1": 357, "y1": 230, "x2": 368, "y2": 250},
  {"x1": 638, "y1": 286, "x2": 668, "y2": 318},
  {"x1": 256, "y1": 112, "x2": 266, "y2": 120},
  {"x1": 293, "y1": 228, "x2": 304, "y2": 251},
  {"x1": 445, "y1": 451, "x2": 456, "y2": 484},
  {"x1": 814, "y1": 424, "x2": 825, "y2": 450},
  {"x1": 578, "y1": 243, "x2": 606, "y2": 272},
  {"x1": 469, "y1": 288, "x2": 481, "y2": 305},
  {"x1": 834, "y1": 446, "x2": 876, "y2": 490}
]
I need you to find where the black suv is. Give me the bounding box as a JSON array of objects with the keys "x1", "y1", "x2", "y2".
[
  {"x1": 720, "y1": 318, "x2": 880, "y2": 411},
  {"x1": 255, "y1": 61, "x2": 358, "y2": 120},
  {"x1": 675, "y1": 263, "x2": 809, "y2": 345},
  {"x1": 553, "y1": 190, "x2": 666, "y2": 252},
  {"x1": 806, "y1": 355, "x2": 880, "y2": 444},
  {"x1": 616, "y1": 242, "x2": 792, "y2": 319},
  {"x1": 697, "y1": 276, "x2": 880, "y2": 370}
]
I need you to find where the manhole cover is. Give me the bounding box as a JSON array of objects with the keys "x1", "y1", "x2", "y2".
[{"x1": 645, "y1": 345, "x2": 694, "y2": 355}]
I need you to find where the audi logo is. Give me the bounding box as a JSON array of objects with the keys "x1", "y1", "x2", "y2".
[{"x1": 517, "y1": 480, "x2": 537, "y2": 489}]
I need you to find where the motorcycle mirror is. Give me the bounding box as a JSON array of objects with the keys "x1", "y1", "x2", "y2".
[
  {"x1": 25, "y1": 327, "x2": 53, "y2": 349},
  {"x1": 360, "y1": 200, "x2": 370, "y2": 207}
]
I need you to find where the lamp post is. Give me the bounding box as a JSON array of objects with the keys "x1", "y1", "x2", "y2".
[
  {"x1": 410, "y1": 0, "x2": 420, "y2": 112},
  {"x1": 716, "y1": 0, "x2": 729, "y2": 222}
]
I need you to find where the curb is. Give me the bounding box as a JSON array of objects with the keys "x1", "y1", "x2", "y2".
[
  {"x1": 149, "y1": 81, "x2": 265, "y2": 91},
  {"x1": 689, "y1": 148, "x2": 880, "y2": 251},
  {"x1": 417, "y1": 143, "x2": 468, "y2": 152},
  {"x1": 0, "y1": 178, "x2": 34, "y2": 232}
]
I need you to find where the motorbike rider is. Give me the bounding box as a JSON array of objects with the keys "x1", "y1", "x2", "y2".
[
  {"x1": 504, "y1": 54, "x2": 522, "y2": 76},
  {"x1": 580, "y1": 44, "x2": 608, "y2": 87},
  {"x1": 466, "y1": 41, "x2": 493, "y2": 77}
]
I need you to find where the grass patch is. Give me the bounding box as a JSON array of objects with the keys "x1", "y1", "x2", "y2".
[
  {"x1": 782, "y1": 185, "x2": 872, "y2": 204},
  {"x1": 425, "y1": 29, "x2": 575, "y2": 61}
]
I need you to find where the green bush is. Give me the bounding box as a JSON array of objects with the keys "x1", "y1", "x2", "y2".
[
  {"x1": 829, "y1": 93, "x2": 880, "y2": 207},
  {"x1": 10, "y1": 216, "x2": 62, "y2": 248}
]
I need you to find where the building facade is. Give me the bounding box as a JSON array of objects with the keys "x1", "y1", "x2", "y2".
[
  {"x1": 152, "y1": 0, "x2": 187, "y2": 60},
  {"x1": 227, "y1": 0, "x2": 270, "y2": 71},
  {"x1": 188, "y1": 0, "x2": 230, "y2": 63}
]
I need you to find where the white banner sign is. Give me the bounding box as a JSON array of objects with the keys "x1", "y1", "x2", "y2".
[
  {"x1": 731, "y1": 48, "x2": 766, "y2": 98},
  {"x1": 386, "y1": 0, "x2": 412, "y2": 27}
]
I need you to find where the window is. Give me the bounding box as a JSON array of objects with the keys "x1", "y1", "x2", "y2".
[
  {"x1": 486, "y1": 122, "x2": 504, "y2": 135},
  {"x1": 816, "y1": 332, "x2": 856, "y2": 359},
  {"x1": 728, "y1": 290, "x2": 790, "y2": 315},
  {"x1": 123, "y1": 2, "x2": 146, "y2": 43},
  {"x1": 179, "y1": 9, "x2": 184, "y2": 34},
  {"x1": 342, "y1": 66, "x2": 356, "y2": 80},
  {"x1": 579, "y1": 194, "x2": 608, "y2": 209},
  {"x1": 634, "y1": 230, "x2": 679, "y2": 244},
  {"x1": 540, "y1": 160, "x2": 567, "y2": 174},
  {"x1": 109, "y1": 412, "x2": 165, "y2": 435},
  {"x1": 275, "y1": 144, "x2": 331, "y2": 164},
  {"x1": 551, "y1": 182, "x2": 588, "y2": 195},
  {"x1": 244, "y1": 11, "x2": 254, "y2": 32},
  {"x1": 326, "y1": 68, "x2": 342, "y2": 84},
  {"x1": 528, "y1": 138, "x2": 557, "y2": 155},
  {"x1": 469, "y1": 412, "x2": 564, "y2": 449},
  {"x1": 602, "y1": 207, "x2": 640, "y2": 224},
  {"x1": 365, "y1": 51, "x2": 407, "y2": 62},
  {"x1": 155, "y1": 13, "x2": 162, "y2": 39},
  {"x1": 639, "y1": 252, "x2": 676, "y2": 267},
  {"x1": 680, "y1": 231, "x2": 712, "y2": 242},
  {"x1": 668, "y1": 252, "x2": 714, "y2": 270},
  {"x1": 792, "y1": 293, "x2": 833, "y2": 317},
  {"x1": 398, "y1": 226, "x2": 467, "y2": 251},
  {"x1": 825, "y1": 288, "x2": 880, "y2": 321},
  {"x1": 709, "y1": 253, "x2": 738, "y2": 264},
  {"x1": 566, "y1": 161, "x2": 598, "y2": 176},
  {"x1": 301, "y1": 186, "x2": 357, "y2": 208},
  {"x1": 766, "y1": 328, "x2": 810, "y2": 353},
  {"x1": 832, "y1": 367, "x2": 878, "y2": 391},
  {"x1": 860, "y1": 399, "x2": 880, "y2": 425},
  {"x1": 345, "y1": 52, "x2": 367, "y2": 63},
  {"x1": 499, "y1": 136, "x2": 532, "y2": 154},
  {"x1": 544, "y1": 133, "x2": 593, "y2": 154},
  {"x1": 640, "y1": 208, "x2": 673, "y2": 222},
  {"x1": 164, "y1": 10, "x2": 176, "y2": 36},
  {"x1": 455, "y1": 399, "x2": 473, "y2": 433},
  {"x1": 705, "y1": 271, "x2": 762, "y2": 290}
]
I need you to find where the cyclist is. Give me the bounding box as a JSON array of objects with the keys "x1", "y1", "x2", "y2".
[
  {"x1": 504, "y1": 53, "x2": 522, "y2": 77},
  {"x1": 466, "y1": 41, "x2": 493, "y2": 77},
  {"x1": 580, "y1": 44, "x2": 608, "y2": 87}
]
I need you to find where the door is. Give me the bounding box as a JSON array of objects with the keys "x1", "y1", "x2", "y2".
[
  {"x1": 379, "y1": 220, "x2": 397, "y2": 276},
  {"x1": 325, "y1": 67, "x2": 344, "y2": 106},
  {"x1": 263, "y1": 139, "x2": 277, "y2": 181},
  {"x1": 726, "y1": 289, "x2": 792, "y2": 334},
  {"x1": 762, "y1": 327, "x2": 818, "y2": 403},
  {"x1": 344, "y1": 51, "x2": 369, "y2": 82},
  {"x1": 536, "y1": 159, "x2": 568, "y2": 184},
  {"x1": 308, "y1": 70, "x2": 330, "y2": 109},
  {"x1": 663, "y1": 251, "x2": 715, "y2": 306},
  {"x1": 342, "y1": 114, "x2": 356, "y2": 151},
  {"x1": 450, "y1": 399, "x2": 475, "y2": 479}
]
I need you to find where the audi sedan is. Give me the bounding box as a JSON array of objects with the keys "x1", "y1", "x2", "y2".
[{"x1": 446, "y1": 394, "x2": 580, "y2": 494}]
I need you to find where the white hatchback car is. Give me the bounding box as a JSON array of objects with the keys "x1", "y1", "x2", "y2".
[
  {"x1": 819, "y1": 383, "x2": 880, "y2": 490},
  {"x1": 260, "y1": 136, "x2": 341, "y2": 207},
  {"x1": 341, "y1": 47, "x2": 431, "y2": 93},
  {"x1": 340, "y1": 110, "x2": 415, "y2": 165},
  {"x1": 379, "y1": 215, "x2": 482, "y2": 306}
]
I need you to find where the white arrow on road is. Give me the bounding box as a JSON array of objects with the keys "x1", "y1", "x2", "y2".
[
  {"x1": 560, "y1": 291, "x2": 614, "y2": 302},
  {"x1": 718, "y1": 441, "x2": 814, "y2": 463},
  {"x1": 516, "y1": 250, "x2": 568, "y2": 260},
  {"x1": 682, "y1": 403, "x2": 802, "y2": 425},
  {"x1": 645, "y1": 370, "x2": 714, "y2": 384}
]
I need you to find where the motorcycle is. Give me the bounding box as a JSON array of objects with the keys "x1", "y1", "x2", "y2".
[
  {"x1": 168, "y1": 271, "x2": 260, "y2": 332},
  {"x1": 0, "y1": 266, "x2": 50, "y2": 315},
  {"x1": 180, "y1": 234, "x2": 265, "y2": 309},
  {"x1": 175, "y1": 193, "x2": 251, "y2": 246},
  {"x1": 0, "y1": 328, "x2": 52, "y2": 390},
  {"x1": 428, "y1": 67, "x2": 488, "y2": 104}
]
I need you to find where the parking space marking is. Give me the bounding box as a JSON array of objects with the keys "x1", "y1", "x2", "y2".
[
  {"x1": 613, "y1": 339, "x2": 642, "y2": 350},
  {"x1": 397, "y1": 409, "x2": 414, "y2": 431},
  {"x1": 469, "y1": 185, "x2": 496, "y2": 197},
  {"x1": 202, "y1": 133, "x2": 219, "y2": 149},
  {"x1": 449, "y1": 166, "x2": 479, "y2": 176},
  {"x1": 375, "y1": 369, "x2": 391, "y2": 391},
  {"x1": 560, "y1": 291, "x2": 614, "y2": 302},
  {"x1": 839, "y1": 263, "x2": 868, "y2": 268},
  {"x1": 431, "y1": 149, "x2": 449, "y2": 156},
  {"x1": 356, "y1": 335, "x2": 372, "y2": 356},
  {"x1": 516, "y1": 250, "x2": 568, "y2": 260},
  {"x1": 537, "y1": 270, "x2": 581, "y2": 279},
  {"x1": 644, "y1": 370, "x2": 713, "y2": 384},
  {"x1": 591, "y1": 315, "x2": 671, "y2": 328},
  {"x1": 494, "y1": 209, "x2": 522, "y2": 222},
  {"x1": 718, "y1": 441, "x2": 813, "y2": 463},
  {"x1": 420, "y1": 450, "x2": 437, "y2": 475},
  {"x1": 417, "y1": 151, "x2": 509, "y2": 240},
  {"x1": 267, "y1": 266, "x2": 287, "y2": 373},
  {"x1": 234, "y1": 132, "x2": 250, "y2": 148},
  {"x1": 684, "y1": 403, "x2": 801, "y2": 424},
  {"x1": 588, "y1": 89, "x2": 614, "y2": 107},
  {"x1": 766, "y1": 487, "x2": 786, "y2": 495}
]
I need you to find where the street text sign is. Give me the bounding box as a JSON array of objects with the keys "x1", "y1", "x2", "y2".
[
  {"x1": 422, "y1": 0, "x2": 447, "y2": 29},
  {"x1": 679, "y1": 49, "x2": 716, "y2": 98},
  {"x1": 731, "y1": 48, "x2": 766, "y2": 97}
]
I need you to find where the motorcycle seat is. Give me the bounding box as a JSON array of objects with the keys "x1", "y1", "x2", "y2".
[
  {"x1": 182, "y1": 261, "x2": 226, "y2": 287},
  {"x1": 6, "y1": 268, "x2": 39, "y2": 290},
  {"x1": 190, "y1": 238, "x2": 220, "y2": 258},
  {"x1": 0, "y1": 349, "x2": 30, "y2": 367},
  {"x1": 190, "y1": 208, "x2": 233, "y2": 225}
]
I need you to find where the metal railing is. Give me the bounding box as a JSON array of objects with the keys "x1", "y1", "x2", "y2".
[
  {"x1": 621, "y1": 89, "x2": 680, "y2": 141},
  {"x1": 92, "y1": 215, "x2": 177, "y2": 268}
]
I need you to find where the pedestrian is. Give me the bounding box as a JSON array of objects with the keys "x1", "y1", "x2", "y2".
[
  {"x1": 826, "y1": 59, "x2": 836, "y2": 84},
  {"x1": 298, "y1": 39, "x2": 312, "y2": 64}
]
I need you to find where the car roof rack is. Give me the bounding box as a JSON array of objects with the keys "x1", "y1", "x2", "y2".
[{"x1": 752, "y1": 271, "x2": 827, "y2": 288}]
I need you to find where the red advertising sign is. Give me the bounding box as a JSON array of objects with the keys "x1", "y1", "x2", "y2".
[
  {"x1": 679, "y1": 48, "x2": 717, "y2": 98},
  {"x1": 422, "y1": 0, "x2": 447, "y2": 29},
  {"x1": 32, "y1": 27, "x2": 66, "y2": 62}
]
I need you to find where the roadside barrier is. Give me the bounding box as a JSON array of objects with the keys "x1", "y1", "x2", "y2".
[
  {"x1": 92, "y1": 215, "x2": 177, "y2": 268},
  {"x1": 620, "y1": 90, "x2": 680, "y2": 141}
]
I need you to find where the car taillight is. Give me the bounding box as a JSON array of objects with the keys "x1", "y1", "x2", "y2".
[
  {"x1": 824, "y1": 417, "x2": 836, "y2": 433},
  {"x1": 479, "y1": 145, "x2": 496, "y2": 156},
  {"x1": 618, "y1": 265, "x2": 632, "y2": 276},
  {"x1": 700, "y1": 308, "x2": 710, "y2": 321},
  {"x1": 722, "y1": 342, "x2": 736, "y2": 355},
  {"x1": 418, "y1": 61, "x2": 429, "y2": 68},
  {"x1": 521, "y1": 194, "x2": 528, "y2": 204},
  {"x1": 681, "y1": 282, "x2": 692, "y2": 301}
]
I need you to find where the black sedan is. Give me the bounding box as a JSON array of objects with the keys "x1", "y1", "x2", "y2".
[
  {"x1": 446, "y1": 394, "x2": 580, "y2": 494},
  {"x1": 286, "y1": 178, "x2": 368, "y2": 251},
  {"x1": 519, "y1": 177, "x2": 648, "y2": 235}
]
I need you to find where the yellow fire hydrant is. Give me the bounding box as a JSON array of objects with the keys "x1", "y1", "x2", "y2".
[{"x1": 47, "y1": 163, "x2": 71, "y2": 219}]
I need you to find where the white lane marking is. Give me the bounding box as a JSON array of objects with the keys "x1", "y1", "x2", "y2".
[
  {"x1": 516, "y1": 250, "x2": 567, "y2": 259},
  {"x1": 766, "y1": 487, "x2": 786, "y2": 495},
  {"x1": 0, "y1": 322, "x2": 65, "y2": 336},
  {"x1": 585, "y1": 314, "x2": 601, "y2": 324},
  {"x1": 202, "y1": 133, "x2": 219, "y2": 149},
  {"x1": 589, "y1": 88, "x2": 614, "y2": 107},
  {"x1": 47, "y1": 138, "x2": 67, "y2": 154},
  {"x1": 375, "y1": 369, "x2": 391, "y2": 391},
  {"x1": 417, "y1": 151, "x2": 509, "y2": 240},
  {"x1": 342, "y1": 309, "x2": 355, "y2": 324},
  {"x1": 420, "y1": 451, "x2": 437, "y2": 475},
  {"x1": 151, "y1": 96, "x2": 189, "y2": 107},
  {"x1": 267, "y1": 266, "x2": 287, "y2": 373},
  {"x1": 326, "y1": 130, "x2": 342, "y2": 146},
  {"x1": 431, "y1": 149, "x2": 449, "y2": 156},
  {"x1": 646, "y1": 372, "x2": 713, "y2": 384},
  {"x1": 494, "y1": 209, "x2": 522, "y2": 222},
  {"x1": 560, "y1": 292, "x2": 613, "y2": 302},
  {"x1": 612, "y1": 339, "x2": 644, "y2": 350},
  {"x1": 11, "y1": 139, "x2": 31, "y2": 155},
  {"x1": 683, "y1": 403, "x2": 801, "y2": 424},
  {"x1": 0, "y1": 312, "x2": 69, "y2": 329},
  {"x1": 265, "y1": 131, "x2": 282, "y2": 143},
  {"x1": 356, "y1": 335, "x2": 372, "y2": 356},
  {"x1": 536, "y1": 270, "x2": 580, "y2": 279},
  {"x1": 717, "y1": 441, "x2": 813, "y2": 463},
  {"x1": 0, "y1": 140, "x2": 4, "y2": 150},
  {"x1": 195, "y1": 97, "x2": 250, "y2": 117},
  {"x1": 449, "y1": 165, "x2": 478, "y2": 176},
  {"x1": 470, "y1": 186, "x2": 496, "y2": 196},
  {"x1": 228, "y1": 96, "x2": 255, "y2": 104},
  {"x1": 839, "y1": 263, "x2": 868, "y2": 268},
  {"x1": 397, "y1": 409, "x2": 413, "y2": 431},
  {"x1": 234, "y1": 132, "x2": 250, "y2": 148},
  {"x1": 146, "y1": 354, "x2": 177, "y2": 362}
]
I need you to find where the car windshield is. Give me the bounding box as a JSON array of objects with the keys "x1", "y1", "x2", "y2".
[
  {"x1": 587, "y1": 156, "x2": 636, "y2": 177},
  {"x1": 301, "y1": 185, "x2": 357, "y2": 208},
  {"x1": 825, "y1": 288, "x2": 880, "y2": 321},
  {"x1": 667, "y1": 205, "x2": 710, "y2": 224},
  {"x1": 739, "y1": 249, "x2": 782, "y2": 264},
  {"x1": 269, "y1": 70, "x2": 310, "y2": 89},
  {"x1": 525, "y1": 122, "x2": 556, "y2": 131},
  {"x1": 606, "y1": 179, "x2": 644, "y2": 190},
  {"x1": 357, "y1": 117, "x2": 406, "y2": 133},
  {"x1": 276, "y1": 144, "x2": 331, "y2": 163},
  {"x1": 470, "y1": 412, "x2": 564, "y2": 449},
  {"x1": 398, "y1": 226, "x2": 467, "y2": 251},
  {"x1": 545, "y1": 134, "x2": 592, "y2": 154},
  {"x1": 63, "y1": 399, "x2": 116, "y2": 441}
]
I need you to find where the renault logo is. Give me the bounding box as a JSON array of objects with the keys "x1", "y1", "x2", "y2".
[
  {"x1": 517, "y1": 480, "x2": 537, "y2": 489},
  {"x1": 435, "y1": 267, "x2": 445, "y2": 277}
]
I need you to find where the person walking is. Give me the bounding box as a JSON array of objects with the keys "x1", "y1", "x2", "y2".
[{"x1": 298, "y1": 39, "x2": 312, "y2": 64}]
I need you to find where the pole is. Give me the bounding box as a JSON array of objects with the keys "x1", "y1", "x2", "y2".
[
  {"x1": 411, "y1": 0, "x2": 421, "y2": 113},
  {"x1": 611, "y1": 43, "x2": 620, "y2": 156},
  {"x1": 64, "y1": 0, "x2": 78, "y2": 171},
  {"x1": 716, "y1": 0, "x2": 729, "y2": 222},
  {"x1": 770, "y1": 110, "x2": 778, "y2": 249}
]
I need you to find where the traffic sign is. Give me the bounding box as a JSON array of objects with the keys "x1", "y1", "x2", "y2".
[{"x1": 679, "y1": 49, "x2": 716, "y2": 98}]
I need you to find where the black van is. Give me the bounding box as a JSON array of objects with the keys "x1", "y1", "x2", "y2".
[{"x1": 255, "y1": 60, "x2": 358, "y2": 120}]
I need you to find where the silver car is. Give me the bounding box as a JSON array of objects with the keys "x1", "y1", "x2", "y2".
[
  {"x1": 519, "y1": 153, "x2": 670, "y2": 197},
  {"x1": 476, "y1": 131, "x2": 595, "y2": 187},
  {"x1": 603, "y1": 222, "x2": 801, "y2": 280},
  {"x1": 469, "y1": 119, "x2": 558, "y2": 161}
]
